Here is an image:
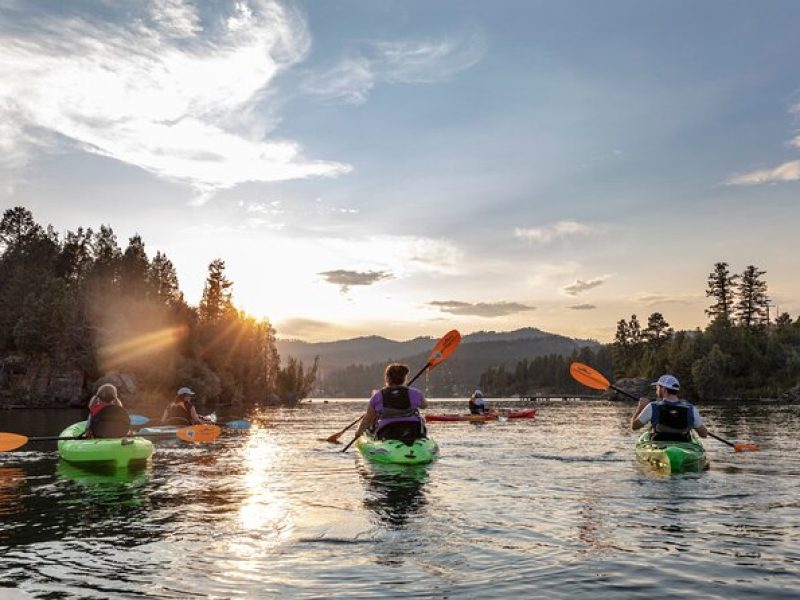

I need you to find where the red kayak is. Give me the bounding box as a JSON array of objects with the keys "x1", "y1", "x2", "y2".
[{"x1": 426, "y1": 409, "x2": 537, "y2": 422}]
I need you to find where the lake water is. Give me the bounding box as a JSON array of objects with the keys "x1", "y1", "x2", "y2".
[{"x1": 0, "y1": 400, "x2": 798, "y2": 599}]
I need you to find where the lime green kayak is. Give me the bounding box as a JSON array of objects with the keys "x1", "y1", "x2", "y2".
[
  {"x1": 58, "y1": 422, "x2": 154, "y2": 469},
  {"x1": 355, "y1": 433, "x2": 438, "y2": 465},
  {"x1": 635, "y1": 431, "x2": 708, "y2": 474}
]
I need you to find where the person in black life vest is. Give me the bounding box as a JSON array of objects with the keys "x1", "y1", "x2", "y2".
[
  {"x1": 630, "y1": 374, "x2": 709, "y2": 442},
  {"x1": 85, "y1": 383, "x2": 131, "y2": 438},
  {"x1": 352, "y1": 363, "x2": 428, "y2": 442},
  {"x1": 161, "y1": 387, "x2": 212, "y2": 426},
  {"x1": 468, "y1": 390, "x2": 489, "y2": 415}
]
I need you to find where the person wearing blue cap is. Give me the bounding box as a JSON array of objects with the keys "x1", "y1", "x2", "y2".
[{"x1": 630, "y1": 374, "x2": 709, "y2": 441}]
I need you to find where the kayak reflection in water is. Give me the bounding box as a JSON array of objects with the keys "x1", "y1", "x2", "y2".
[
  {"x1": 468, "y1": 389, "x2": 490, "y2": 415},
  {"x1": 85, "y1": 383, "x2": 131, "y2": 438},
  {"x1": 353, "y1": 363, "x2": 428, "y2": 442},
  {"x1": 161, "y1": 387, "x2": 214, "y2": 426},
  {"x1": 630, "y1": 374, "x2": 709, "y2": 442}
]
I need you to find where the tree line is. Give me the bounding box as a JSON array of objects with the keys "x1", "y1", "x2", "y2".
[
  {"x1": 478, "y1": 262, "x2": 800, "y2": 400},
  {"x1": 0, "y1": 206, "x2": 316, "y2": 408}
]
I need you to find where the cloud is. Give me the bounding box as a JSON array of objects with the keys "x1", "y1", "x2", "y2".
[
  {"x1": 563, "y1": 276, "x2": 609, "y2": 296},
  {"x1": 515, "y1": 220, "x2": 592, "y2": 244},
  {"x1": 0, "y1": 1, "x2": 351, "y2": 199},
  {"x1": 568, "y1": 304, "x2": 597, "y2": 310},
  {"x1": 725, "y1": 160, "x2": 800, "y2": 185},
  {"x1": 303, "y1": 34, "x2": 485, "y2": 105},
  {"x1": 428, "y1": 300, "x2": 535, "y2": 318},
  {"x1": 318, "y1": 269, "x2": 394, "y2": 293},
  {"x1": 276, "y1": 317, "x2": 341, "y2": 340},
  {"x1": 634, "y1": 293, "x2": 699, "y2": 307}
]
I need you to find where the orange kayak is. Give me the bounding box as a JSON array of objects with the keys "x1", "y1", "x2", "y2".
[{"x1": 426, "y1": 409, "x2": 537, "y2": 422}]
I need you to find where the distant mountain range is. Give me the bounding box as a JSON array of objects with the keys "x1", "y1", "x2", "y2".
[{"x1": 276, "y1": 327, "x2": 600, "y2": 397}]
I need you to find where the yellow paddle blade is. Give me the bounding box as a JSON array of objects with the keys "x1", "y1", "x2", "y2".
[
  {"x1": 570, "y1": 362, "x2": 611, "y2": 391},
  {"x1": 734, "y1": 442, "x2": 760, "y2": 452},
  {"x1": 428, "y1": 329, "x2": 461, "y2": 369},
  {"x1": 176, "y1": 424, "x2": 221, "y2": 443},
  {"x1": 0, "y1": 433, "x2": 29, "y2": 452}
]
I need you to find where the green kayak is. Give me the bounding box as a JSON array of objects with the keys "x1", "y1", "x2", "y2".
[
  {"x1": 635, "y1": 431, "x2": 708, "y2": 474},
  {"x1": 355, "y1": 433, "x2": 438, "y2": 465},
  {"x1": 58, "y1": 422, "x2": 154, "y2": 469}
]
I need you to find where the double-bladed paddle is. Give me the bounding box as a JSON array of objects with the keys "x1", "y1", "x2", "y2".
[
  {"x1": 339, "y1": 329, "x2": 462, "y2": 452},
  {"x1": 569, "y1": 361, "x2": 759, "y2": 452},
  {"x1": 0, "y1": 423, "x2": 222, "y2": 452}
]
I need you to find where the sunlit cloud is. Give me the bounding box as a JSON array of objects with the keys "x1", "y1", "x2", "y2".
[
  {"x1": 568, "y1": 303, "x2": 597, "y2": 310},
  {"x1": 303, "y1": 34, "x2": 485, "y2": 105},
  {"x1": 428, "y1": 300, "x2": 535, "y2": 317},
  {"x1": 634, "y1": 293, "x2": 700, "y2": 307},
  {"x1": 515, "y1": 220, "x2": 592, "y2": 244},
  {"x1": 0, "y1": 1, "x2": 351, "y2": 200},
  {"x1": 276, "y1": 318, "x2": 344, "y2": 340},
  {"x1": 318, "y1": 269, "x2": 394, "y2": 293},
  {"x1": 726, "y1": 160, "x2": 800, "y2": 185},
  {"x1": 563, "y1": 276, "x2": 609, "y2": 296}
]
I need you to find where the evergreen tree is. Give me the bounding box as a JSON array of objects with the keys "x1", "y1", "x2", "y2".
[
  {"x1": 199, "y1": 259, "x2": 234, "y2": 321},
  {"x1": 705, "y1": 262, "x2": 737, "y2": 325},
  {"x1": 735, "y1": 265, "x2": 768, "y2": 328},
  {"x1": 120, "y1": 234, "x2": 151, "y2": 298},
  {"x1": 643, "y1": 312, "x2": 673, "y2": 346},
  {"x1": 149, "y1": 251, "x2": 183, "y2": 306}
]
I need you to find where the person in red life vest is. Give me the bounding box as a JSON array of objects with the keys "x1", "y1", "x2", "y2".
[
  {"x1": 85, "y1": 383, "x2": 131, "y2": 438},
  {"x1": 352, "y1": 363, "x2": 428, "y2": 442},
  {"x1": 160, "y1": 387, "x2": 214, "y2": 426}
]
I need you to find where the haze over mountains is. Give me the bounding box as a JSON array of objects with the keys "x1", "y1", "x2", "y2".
[{"x1": 276, "y1": 328, "x2": 600, "y2": 397}]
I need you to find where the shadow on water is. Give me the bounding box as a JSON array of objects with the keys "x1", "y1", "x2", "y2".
[{"x1": 358, "y1": 461, "x2": 430, "y2": 529}]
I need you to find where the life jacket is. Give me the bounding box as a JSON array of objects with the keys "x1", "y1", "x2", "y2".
[
  {"x1": 87, "y1": 404, "x2": 130, "y2": 438},
  {"x1": 379, "y1": 386, "x2": 418, "y2": 419},
  {"x1": 651, "y1": 400, "x2": 694, "y2": 436},
  {"x1": 469, "y1": 397, "x2": 487, "y2": 415},
  {"x1": 164, "y1": 399, "x2": 192, "y2": 425}
]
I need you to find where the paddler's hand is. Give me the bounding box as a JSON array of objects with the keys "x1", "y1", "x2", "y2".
[{"x1": 637, "y1": 397, "x2": 650, "y2": 411}]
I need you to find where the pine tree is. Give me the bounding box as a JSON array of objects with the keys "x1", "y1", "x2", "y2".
[
  {"x1": 149, "y1": 251, "x2": 183, "y2": 305},
  {"x1": 706, "y1": 262, "x2": 737, "y2": 325},
  {"x1": 120, "y1": 234, "x2": 150, "y2": 298},
  {"x1": 735, "y1": 265, "x2": 769, "y2": 328},
  {"x1": 199, "y1": 259, "x2": 234, "y2": 321},
  {"x1": 643, "y1": 312, "x2": 673, "y2": 346}
]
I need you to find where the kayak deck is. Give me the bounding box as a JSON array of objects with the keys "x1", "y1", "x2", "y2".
[
  {"x1": 426, "y1": 408, "x2": 537, "y2": 422},
  {"x1": 355, "y1": 434, "x2": 438, "y2": 465},
  {"x1": 635, "y1": 431, "x2": 708, "y2": 474},
  {"x1": 58, "y1": 422, "x2": 154, "y2": 469}
]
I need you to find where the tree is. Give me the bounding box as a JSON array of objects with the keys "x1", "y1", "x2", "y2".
[
  {"x1": 120, "y1": 234, "x2": 151, "y2": 298},
  {"x1": 0, "y1": 206, "x2": 40, "y2": 251},
  {"x1": 691, "y1": 344, "x2": 732, "y2": 400},
  {"x1": 734, "y1": 265, "x2": 768, "y2": 328},
  {"x1": 643, "y1": 312, "x2": 673, "y2": 347},
  {"x1": 705, "y1": 262, "x2": 737, "y2": 325},
  {"x1": 149, "y1": 251, "x2": 183, "y2": 306},
  {"x1": 199, "y1": 259, "x2": 234, "y2": 321}
]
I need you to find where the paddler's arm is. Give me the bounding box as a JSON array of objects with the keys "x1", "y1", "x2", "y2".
[
  {"x1": 630, "y1": 398, "x2": 651, "y2": 431},
  {"x1": 692, "y1": 407, "x2": 709, "y2": 438},
  {"x1": 353, "y1": 405, "x2": 378, "y2": 439}
]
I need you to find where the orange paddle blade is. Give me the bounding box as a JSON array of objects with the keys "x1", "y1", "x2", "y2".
[
  {"x1": 428, "y1": 329, "x2": 461, "y2": 369},
  {"x1": 570, "y1": 362, "x2": 611, "y2": 391},
  {"x1": 176, "y1": 424, "x2": 221, "y2": 443},
  {"x1": 734, "y1": 442, "x2": 760, "y2": 452},
  {"x1": 0, "y1": 433, "x2": 29, "y2": 452}
]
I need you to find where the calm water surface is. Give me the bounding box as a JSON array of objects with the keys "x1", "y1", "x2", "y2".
[{"x1": 0, "y1": 400, "x2": 798, "y2": 598}]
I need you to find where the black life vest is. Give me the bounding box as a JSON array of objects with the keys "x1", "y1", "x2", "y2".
[
  {"x1": 651, "y1": 400, "x2": 694, "y2": 436},
  {"x1": 88, "y1": 404, "x2": 130, "y2": 438},
  {"x1": 380, "y1": 386, "x2": 417, "y2": 419},
  {"x1": 164, "y1": 399, "x2": 192, "y2": 425}
]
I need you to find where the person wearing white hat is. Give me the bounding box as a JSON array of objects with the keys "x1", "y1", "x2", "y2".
[
  {"x1": 630, "y1": 374, "x2": 708, "y2": 441},
  {"x1": 160, "y1": 386, "x2": 213, "y2": 426},
  {"x1": 468, "y1": 390, "x2": 490, "y2": 415}
]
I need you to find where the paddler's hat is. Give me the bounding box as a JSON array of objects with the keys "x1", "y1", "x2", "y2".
[
  {"x1": 651, "y1": 375, "x2": 680, "y2": 392},
  {"x1": 177, "y1": 387, "x2": 196, "y2": 397},
  {"x1": 471, "y1": 390, "x2": 483, "y2": 398}
]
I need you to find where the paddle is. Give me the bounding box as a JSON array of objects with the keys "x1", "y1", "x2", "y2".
[
  {"x1": 0, "y1": 424, "x2": 221, "y2": 452},
  {"x1": 324, "y1": 415, "x2": 363, "y2": 444},
  {"x1": 569, "y1": 362, "x2": 759, "y2": 452},
  {"x1": 223, "y1": 419, "x2": 251, "y2": 431},
  {"x1": 129, "y1": 414, "x2": 149, "y2": 426},
  {"x1": 340, "y1": 329, "x2": 462, "y2": 453}
]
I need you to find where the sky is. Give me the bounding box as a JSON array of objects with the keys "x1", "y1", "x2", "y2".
[{"x1": 2, "y1": 0, "x2": 800, "y2": 343}]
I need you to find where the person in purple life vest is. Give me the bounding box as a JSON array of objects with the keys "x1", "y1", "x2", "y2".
[
  {"x1": 353, "y1": 363, "x2": 429, "y2": 442},
  {"x1": 631, "y1": 374, "x2": 709, "y2": 442}
]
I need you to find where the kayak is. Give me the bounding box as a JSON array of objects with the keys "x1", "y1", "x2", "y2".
[
  {"x1": 425, "y1": 409, "x2": 537, "y2": 422},
  {"x1": 635, "y1": 431, "x2": 709, "y2": 474},
  {"x1": 355, "y1": 433, "x2": 438, "y2": 465},
  {"x1": 58, "y1": 422, "x2": 154, "y2": 469},
  {"x1": 137, "y1": 414, "x2": 218, "y2": 440}
]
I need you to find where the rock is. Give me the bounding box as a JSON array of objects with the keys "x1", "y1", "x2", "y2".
[
  {"x1": 779, "y1": 386, "x2": 800, "y2": 404},
  {"x1": 0, "y1": 356, "x2": 85, "y2": 407},
  {"x1": 611, "y1": 377, "x2": 651, "y2": 401}
]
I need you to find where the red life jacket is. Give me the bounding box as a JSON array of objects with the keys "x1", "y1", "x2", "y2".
[{"x1": 89, "y1": 401, "x2": 113, "y2": 418}]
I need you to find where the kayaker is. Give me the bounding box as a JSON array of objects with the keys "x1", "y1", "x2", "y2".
[
  {"x1": 352, "y1": 363, "x2": 428, "y2": 442},
  {"x1": 468, "y1": 390, "x2": 490, "y2": 415},
  {"x1": 630, "y1": 374, "x2": 709, "y2": 442},
  {"x1": 161, "y1": 387, "x2": 212, "y2": 426},
  {"x1": 85, "y1": 383, "x2": 131, "y2": 438}
]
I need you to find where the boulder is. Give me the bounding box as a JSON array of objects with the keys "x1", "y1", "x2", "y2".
[{"x1": 611, "y1": 377, "x2": 651, "y2": 402}]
